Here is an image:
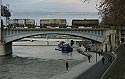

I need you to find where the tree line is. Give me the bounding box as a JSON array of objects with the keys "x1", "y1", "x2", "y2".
[{"x1": 83, "y1": 0, "x2": 125, "y2": 29}]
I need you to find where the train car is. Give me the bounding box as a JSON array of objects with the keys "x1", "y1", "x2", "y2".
[
  {"x1": 25, "y1": 19, "x2": 35, "y2": 28},
  {"x1": 57, "y1": 19, "x2": 67, "y2": 28},
  {"x1": 72, "y1": 19, "x2": 99, "y2": 28},
  {"x1": 8, "y1": 19, "x2": 18, "y2": 28},
  {"x1": 40, "y1": 19, "x2": 51, "y2": 28},
  {"x1": 18, "y1": 19, "x2": 25, "y2": 27},
  {"x1": 8, "y1": 19, "x2": 35, "y2": 28},
  {"x1": 40, "y1": 19, "x2": 67, "y2": 28}
]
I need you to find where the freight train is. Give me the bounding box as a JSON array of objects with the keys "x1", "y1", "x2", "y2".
[{"x1": 7, "y1": 19, "x2": 110, "y2": 28}]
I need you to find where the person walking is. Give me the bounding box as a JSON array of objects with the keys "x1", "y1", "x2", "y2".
[
  {"x1": 108, "y1": 56, "x2": 112, "y2": 63},
  {"x1": 97, "y1": 50, "x2": 101, "y2": 56},
  {"x1": 102, "y1": 57, "x2": 105, "y2": 64},
  {"x1": 66, "y1": 61, "x2": 69, "y2": 71},
  {"x1": 88, "y1": 56, "x2": 91, "y2": 63},
  {"x1": 100, "y1": 49, "x2": 103, "y2": 55}
]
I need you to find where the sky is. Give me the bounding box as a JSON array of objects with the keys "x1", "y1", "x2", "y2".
[{"x1": 2, "y1": 0, "x2": 98, "y2": 13}]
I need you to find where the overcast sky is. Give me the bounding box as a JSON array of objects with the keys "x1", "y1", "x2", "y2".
[{"x1": 2, "y1": 0, "x2": 98, "y2": 13}]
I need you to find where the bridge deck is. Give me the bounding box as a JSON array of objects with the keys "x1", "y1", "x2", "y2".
[{"x1": 1, "y1": 28, "x2": 112, "y2": 43}]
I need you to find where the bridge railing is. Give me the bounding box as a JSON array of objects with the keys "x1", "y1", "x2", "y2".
[{"x1": 3, "y1": 28, "x2": 107, "y2": 36}]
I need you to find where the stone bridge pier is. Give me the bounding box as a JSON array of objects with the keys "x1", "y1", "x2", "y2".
[
  {"x1": 103, "y1": 30, "x2": 120, "y2": 52},
  {"x1": 0, "y1": 29, "x2": 12, "y2": 56},
  {"x1": 0, "y1": 42, "x2": 12, "y2": 56}
]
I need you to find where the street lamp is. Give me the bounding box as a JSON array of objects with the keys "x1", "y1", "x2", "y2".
[
  {"x1": 96, "y1": 51, "x2": 97, "y2": 63},
  {"x1": 0, "y1": 0, "x2": 2, "y2": 28},
  {"x1": 0, "y1": 0, "x2": 3, "y2": 43},
  {"x1": 114, "y1": 0, "x2": 116, "y2": 29}
]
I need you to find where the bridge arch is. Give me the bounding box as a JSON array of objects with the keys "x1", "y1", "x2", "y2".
[
  {"x1": 4, "y1": 31, "x2": 105, "y2": 43},
  {"x1": 1, "y1": 28, "x2": 110, "y2": 56}
]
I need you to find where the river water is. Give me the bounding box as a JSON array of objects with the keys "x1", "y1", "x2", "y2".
[{"x1": 0, "y1": 41, "x2": 86, "y2": 79}]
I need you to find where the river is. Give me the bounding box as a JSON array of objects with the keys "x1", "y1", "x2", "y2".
[{"x1": 0, "y1": 40, "x2": 86, "y2": 79}]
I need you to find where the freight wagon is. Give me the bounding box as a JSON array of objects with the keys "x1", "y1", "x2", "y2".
[
  {"x1": 72, "y1": 19, "x2": 99, "y2": 28},
  {"x1": 40, "y1": 19, "x2": 67, "y2": 28},
  {"x1": 25, "y1": 19, "x2": 35, "y2": 28},
  {"x1": 8, "y1": 19, "x2": 35, "y2": 28}
]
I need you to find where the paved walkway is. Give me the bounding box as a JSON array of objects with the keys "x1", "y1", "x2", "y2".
[
  {"x1": 76, "y1": 54, "x2": 111, "y2": 79},
  {"x1": 50, "y1": 52, "x2": 103, "y2": 79},
  {"x1": 101, "y1": 43, "x2": 125, "y2": 79}
]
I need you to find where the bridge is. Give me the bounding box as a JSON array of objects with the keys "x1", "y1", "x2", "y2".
[{"x1": 0, "y1": 27, "x2": 119, "y2": 56}]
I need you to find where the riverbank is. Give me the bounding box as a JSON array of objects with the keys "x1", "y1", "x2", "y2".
[{"x1": 0, "y1": 40, "x2": 102, "y2": 79}]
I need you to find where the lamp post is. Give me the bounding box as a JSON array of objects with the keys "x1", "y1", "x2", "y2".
[
  {"x1": 0, "y1": 0, "x2": 3, "y2": 43},
  {"x1": 114, "y1": 0, "x2": 116, "y2": 29},
  {"x1": 96, "y1": 51, "x2": 97, "y2": 63},
  {"x1": 114, "y1": 0, "x2": 121, "y2": 46},
  {"x1": 0, "y1": 0, "x2": 2, "y2": 28},
  {"x1": 114, "y1": 0, "x2": 118, "y2": 46}
]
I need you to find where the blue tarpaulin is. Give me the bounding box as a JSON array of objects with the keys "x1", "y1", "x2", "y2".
[{"x1": 62, "y1": 46, "x2": 73, "y2": 53}]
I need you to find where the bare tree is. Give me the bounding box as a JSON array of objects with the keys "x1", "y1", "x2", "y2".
[{"x1": 82, "y1": 0, "x2": 125, "y2": 28}]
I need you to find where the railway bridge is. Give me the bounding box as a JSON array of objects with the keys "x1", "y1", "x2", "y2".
[{"x1": 0, "y1": 28, "x2": 119, "y2": 56}]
